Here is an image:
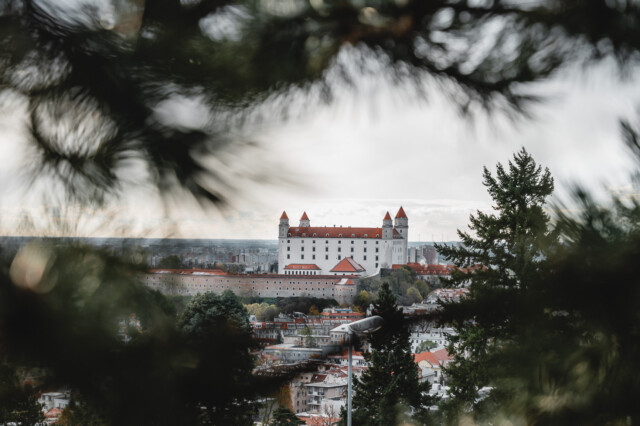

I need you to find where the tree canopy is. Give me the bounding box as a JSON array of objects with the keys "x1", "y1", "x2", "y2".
[
  {"x1": 1, "y1": 0, "x2": 639, "y2": 206},
  {"x1": 435, "y1": 148, "x2": 555, "y2": 420},
  {"x1": 347, "y1": 282, "x2": 433, "y2": 425}
]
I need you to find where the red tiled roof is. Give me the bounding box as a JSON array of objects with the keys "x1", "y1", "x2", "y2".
[
  {"x1": 383, "y1": 211, "x2": 392, "y2": 220},
  {"x1": 284, "y1": 264, "x2": 321, "y2": 270},
  {"x1": 288, "y1": 227, "x2": 382, "y2": 239},
  {"x1": 432, "y1": 348, "x2": 453, "y2": 362},
  {"x1": 298, "y1": 415, "x2": 341, "y2": 426},
  {"x1": 300, "y1": 212, "x2": 309, "y2": 220},
  {"x1": 280, "y1": 211, "x2": 289, "y2": 220},
  {"x1": 310, "y1": 373, "x2": 327, "y2": 383},
  {"x1": 395, "y1": 206, "x2": 407, "y2": 219},
  {"x1": 330, "y1": 257, "x2": 365, "y2": 273},
  {"x1": 413, "y1": 351, "x2": 438, "y2": 365},
  {"x1": 45, "y1": 408, "x2": 63, "y2": 418}
]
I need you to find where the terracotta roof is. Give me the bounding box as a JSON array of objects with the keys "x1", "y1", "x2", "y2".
[
  {"x1": 383, "y1": 211, "x2": 392, "y2": 220},
  {"x1": 288, "y1": 227, "x2": 382, "y2": 239},
  {"x1": 284, "y1": 264, "x2": 321, "y2": 270},
  {"x1": 330, "y1": 257, "x2": 365, "y2": 273},
  {"x1": 310, "y1": 373, "x2": 327, "y2": 383},
  {"x1": 395, "y1": 206, "x2": 407, "y2": 219},
  {"x1": 45, "y1": 408, "x2": 63, "y2": 418},
  {"x1": 432, "y1": 348, "x2": 453, "y2": 362},
  {"x1": 300, "y1": 211, "x2": 309, "y2": 220},
  {"x1": 414, "y1": 351, "x2": 438, "y2": 365},
  {"x1": 280, "y1": 211, "x2": 289, "y2": 220}
]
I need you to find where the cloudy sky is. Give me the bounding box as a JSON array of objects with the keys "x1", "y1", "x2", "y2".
[{"x1": 1, "y1": 56, "x2": 640, "y2": 241}]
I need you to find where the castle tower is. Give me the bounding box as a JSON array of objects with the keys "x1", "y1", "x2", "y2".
[
  {"x1": 279, "y1": 211, "x2": 289, "y2": 238},
  {"x1": 394, "y1": 206, "x2": 408, "y2": 240},
  {"x1": 394, "y1": 207, "x2": 409, "y2": 264},
  {"x1": 382, "y1": 211, "x2": 393, "y2": 239},
  {"x1": 300, "y1": 211, "x2": 310, "y2": 227}
]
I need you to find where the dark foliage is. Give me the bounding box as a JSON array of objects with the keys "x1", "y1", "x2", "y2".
[
  {"x1": 346, "y1": 282, "x2": 433, "y2": 425},
  {"x1": 178, "y1": 290, "x2": 259, "y2": 424},
  {"x1": 275, "y1": 296, "x2": 338, "y2": 314},
  {"x1": 435, "y1": 148, "x2": 555, "y2": 421},
  {"x1": 269, "y1": 406, "x2": 304, "y2": 425},
  {"x1": 0, "y1": 243, "x2": 274, "y2": 425},
  {"x1": 1, "y1": 0, "x2": 639, "y2": 206},
  {"x1": 0, "y1": 363, "x2": 43, "y2": 425}
]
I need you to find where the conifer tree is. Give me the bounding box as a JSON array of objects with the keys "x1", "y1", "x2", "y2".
[
  {"x1": 346, "y1": 282, "x2": 433, "y2": 425},
  {"x1": 435, "y1": 148, "x2": 555, "y2": 421}
]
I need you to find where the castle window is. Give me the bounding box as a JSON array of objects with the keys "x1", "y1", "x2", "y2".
[
  {"x1": 325, "y1": 255, "x2": 328, "y2": 260},
  {"x1": 288, "y1": 233, "x2": 291, "y2": 236},
  {"x1": 287, "y1": 254, "x2": 290, "y2": 259},
  {"x1": 325, "y1": 247, "x2": 328, "y2": 252},
  {"x1": 312, "y1": 247, "x2": 315, "y2": 252},
  {"x1": 338, "y1": 240, "x2": 341, "y2": 244},
  {"x1": 376, "y1": 234, "x2": 379, "y2": 238},
  {"x1": 312, "y1": 255, "x2": 316, "y2": 260},
  {"x1": 287, "y1": 246, "x2": 290, "y2": 251},
  {"x1": 376, "y1": 241, "x2": 379, "y2": 244},
  {"x1": 376, "y1": 256, "x2": 379, "y2": 261},
  {"x1": 375, "y1": 263, "x2": 379, "y2": 268},
  {"x1": 364, "y1": 239, "x2": 367, "y2": 243},
  {"x1": 364, "y1": 256, "x2": 367, "y2": 261},
  {"x1": 301, "y1": 239, "x2": 304, "y2": 243},
  {"x1": 325, "y1": 240, "x2": 328, "y2": 244},
  {"x1": 338, "y1": 248, "x2": 341, "y2": 252},
  {"x1": 326, "y1": 233, "x2": 330, "y2": 237},
  {"x1": 313, "y1": 240, "x2": 316, "y2": 243},
  {"x1": 350, "y1": 247, "x2": 354, "y2": 252},
  {"x1": 287, "y1": 240, "x2": 290, "y2": 243},
  {"x1": 301, "y1": 247, "x2": 304, "y2": 251},
  {"x1": 338, "y1": 255, "x2": 341, "y2": 260},
  {"x1": 301, "y1": 255, "x2": 304, "y2": 259},
  {"x1": 338, "y1": 234, "x2": 342, "y2": 237}
]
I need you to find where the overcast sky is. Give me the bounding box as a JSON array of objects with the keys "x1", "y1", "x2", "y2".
[{"x1": 1, "y1": 56, "x2": 640, "y2": 241}]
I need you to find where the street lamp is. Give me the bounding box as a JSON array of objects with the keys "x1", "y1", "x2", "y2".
[{"x1": 333, "y1": 315, "x2": 384, "y2": 426}]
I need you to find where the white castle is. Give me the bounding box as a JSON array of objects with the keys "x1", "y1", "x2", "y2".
[{"x1": 277, "y1": 207, "x2": 409, "y2": 277}]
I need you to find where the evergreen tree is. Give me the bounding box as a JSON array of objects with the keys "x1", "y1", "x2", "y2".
[
  {"x1": 0, "y1": 363, "x2": 44, "y2": 425},
  {"x1": 435, "y1": 148, "x2": 555, "y2": 422},
  {"x1": 346, "y1": 282, "x2": 433, "y2": 426},
  {"x1": 269, "y1": 406, "x2": 304, "y2": 426},
  {"x1": 178, "y1": 290, "x2": 258, "y2": 425}
]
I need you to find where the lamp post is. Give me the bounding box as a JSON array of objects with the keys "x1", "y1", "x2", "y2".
[{"x1": 343, "y1": 315, "x2": 384, "y2": 426}]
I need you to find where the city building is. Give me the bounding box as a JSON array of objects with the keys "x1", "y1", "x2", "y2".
[
  {"x1": 278, "y1": 208, "x2": 409, "y2": 276},
  {"x1": 143, "y1": 269, "x2": 358, "y2": 304}
]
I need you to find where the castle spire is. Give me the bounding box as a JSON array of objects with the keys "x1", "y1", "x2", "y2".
[{"x1": 300, "y1": 211, "x2": 310, "y2": 227}]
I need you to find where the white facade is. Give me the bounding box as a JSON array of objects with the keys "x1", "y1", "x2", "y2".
[{"x1": 278, "y1": 208, "x2": 409, "y2": 276}]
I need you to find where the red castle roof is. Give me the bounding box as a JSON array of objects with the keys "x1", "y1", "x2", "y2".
[
  {"x1": 288, "y1": 226, "x2": 383, "y2": 239},
  {"x1": 395, "y1": 206, "x2": 407, "y2": 219},
  {"x1": 300, "y1": 212, "x2": 309, "y2": 220},
  {"x1": 383, "y1": 211, "x2": 392, "y2": 220},
  {"x1": 284, "y1": 264, "x2": 321, "y2": 270},
  {"x1": 280, "y1": 211, "x2": 289, "y2": 220},
  {"x1": 330, "y1": 257, "x2": 365, "y2": 273}
]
